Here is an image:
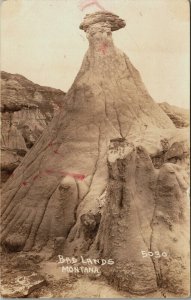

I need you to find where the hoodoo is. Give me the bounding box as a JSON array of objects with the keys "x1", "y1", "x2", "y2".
[{"x1": 1, "y1": 12, "x2": 189, "y2": 295}]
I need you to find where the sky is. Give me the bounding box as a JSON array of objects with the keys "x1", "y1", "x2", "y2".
[{"x1": 1, "y1": 0, "x2": 190, "y2": 108}]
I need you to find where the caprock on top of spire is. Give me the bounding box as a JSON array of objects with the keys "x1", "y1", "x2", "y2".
[{"x1": 80, "y1": 11, "x2": 126, "y2": 32}]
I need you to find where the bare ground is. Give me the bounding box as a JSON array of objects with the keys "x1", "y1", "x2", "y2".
[{"x1": 0, "y1": 252, "x2": 183, "y2": 298}]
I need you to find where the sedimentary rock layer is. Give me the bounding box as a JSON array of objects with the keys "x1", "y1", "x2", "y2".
[{"x1": 1, "y1": 71, "x2": 65, "y2": 184}]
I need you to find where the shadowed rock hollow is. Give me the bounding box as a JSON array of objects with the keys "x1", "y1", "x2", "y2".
[{"x1": 1, "y1": 12, "x2": 189, "y2": 296}]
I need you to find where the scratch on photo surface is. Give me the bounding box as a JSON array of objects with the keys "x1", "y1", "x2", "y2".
[{"x1": 79, "y1": 0, "x2": 106, "y2": 12}]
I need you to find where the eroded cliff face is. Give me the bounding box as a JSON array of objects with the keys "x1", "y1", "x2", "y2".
[
  {"x1": 159, "y1": 102, "x2": 189, "y2": 128},
  {"x1": 1, "y1": 71, "x2": 65, "y2": 184},
  {"x1": 1, "y1": 12, "x2": 190, "y2": 296}
]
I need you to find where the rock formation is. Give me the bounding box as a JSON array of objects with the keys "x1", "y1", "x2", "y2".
[
  {"x1": 1, "y1": 71, "x2": 65, "y2": 184},
  {"x1": 92, "y1": 139, "x2": 189, "y2": 295},
  {"x1": 159, "y1": 102, "x2": 189, "y2": 128},
  {"x1": 1, "y1": 12, "x2": 189, "y2": 296},
  {"x1": 1, "y1": 271, "x2": 46, "y2": 298}
]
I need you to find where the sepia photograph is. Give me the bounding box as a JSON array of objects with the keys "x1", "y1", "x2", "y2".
[{"x1": 0, "y1": 0, "x2": 190, "y2": 298}]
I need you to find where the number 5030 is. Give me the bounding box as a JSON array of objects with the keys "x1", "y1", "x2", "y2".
[{"x1": 141, "y1": 251, "x2": 167, "y2": 258}]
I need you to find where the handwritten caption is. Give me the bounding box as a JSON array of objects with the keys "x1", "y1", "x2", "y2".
[
  {"x1": 58, "y1": 255, "x2": 114, "y2": 274},
  {"x1": 141, "y1": 251, "x2": 168, "y2": 258}
]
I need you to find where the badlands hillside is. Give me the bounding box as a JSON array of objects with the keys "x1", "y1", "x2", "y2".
[{"x1": 1, "y1": 71, "x2": 65, "y2": 184}]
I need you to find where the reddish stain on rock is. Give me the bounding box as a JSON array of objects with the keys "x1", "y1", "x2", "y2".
[
  {"x1": 45, "y1": 169, "x2": 55, "y2": 174},
  {"x1": 19, "y1": 170, "x2": 85, "y2": 187},
  {"x1": 67, "y1": 173, "x2": 85, "y2": 181},
  {"x1": 33, "y1": 175, "x2": 39, "y2": 181},
  {"x1": 99, "y1": 43, "x2": 108, "y2": 55}
]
